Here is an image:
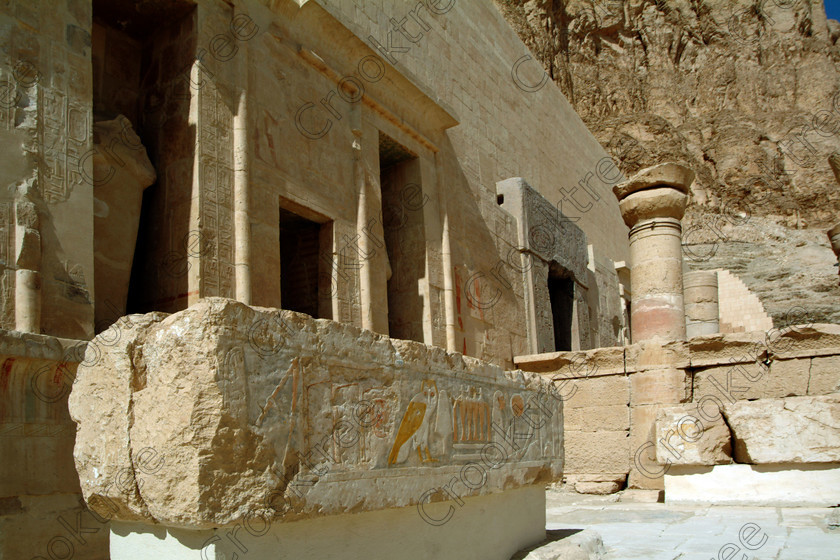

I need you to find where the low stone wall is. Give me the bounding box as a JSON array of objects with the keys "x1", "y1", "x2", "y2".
[
  {"x1": 69, "y1": 298, "x2": 564, "y2": 559},
  {"x1": 515, "y1": 324, "x2": 840, "y2": 492},
  {"x1": 0, "y1": 330, "x2": 109, "y2": 560},
  {"x1": 656, "y1": 394, "x2": 840, "y2": 506}
]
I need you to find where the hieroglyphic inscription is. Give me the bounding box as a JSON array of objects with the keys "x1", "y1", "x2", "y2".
[
  {"x1": 0, "y1": 203, "x2": 13, "y2": 327},
  {"x1": 197, "y1": 72, "x2": 234, "y2": 298},
  {"x1": 39, "y1": 85, "x2": 89, "y2": 203}
]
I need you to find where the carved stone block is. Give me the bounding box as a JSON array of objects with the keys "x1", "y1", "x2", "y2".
[{"x1": 69, "y1": 298, "x2": 563, "y2": 528}]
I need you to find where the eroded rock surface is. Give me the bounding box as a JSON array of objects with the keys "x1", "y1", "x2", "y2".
[{"x1": 496, "y1": 0, "x2": 840, "y2": 323}]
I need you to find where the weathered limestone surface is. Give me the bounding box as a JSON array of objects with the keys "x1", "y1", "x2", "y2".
[
  {"x1": 687, "y1": 331, "x2": 767, "y2": 367},
  {"x1": 564, "y1": 405, "x2": 628, "y2": 432},
  {"x1": 654, "y1": 405, "x2": 732, "y2": 466},
  {"x1": 519, "y1": 328, "x2": 840, "y2": 495},
  {"x1": 515, "y1": 528, "x2": 607, "y2": 560},
  {"x1": 809, "y1": 356, "x2": 840, "y2": 395},
  {"x1": 560, "y1": 375, "x2": 629, "y2": 409},
  {"x1": 723, "y1": 394, "x2": 840, "y2": 464},
  {"x1": 628, "y1": 404, "x2": 663, "y2": 490},
  {"x1": 630, "y1": 369, "x2": 689, "y2": 406},
  {"x1": 769, "y1": 324, "x2": 840, "y2": 359},
  {"x1": 683, "y1": 271, "x2": 719, "y2": 338},
  {"x1": 611, "y1": 163, "x2": 694, "y2": 200},
  {"x1": 515, "y1": 347, "x2": 625, "y2": 377},
  {"x1": 693, "y1": 359, "x2": 811, "y2": 402},
  {"x1": 520, "y1": 331, "x2": 840, "y2": 491},
  {"x1": 69, "y1": 299, "x2": 563, "y2": 528},
  {"x1": 0, "y1": 329, "x2": 108, "y2": 560},
  {"x1": 564, "y1": 473, "x2": 626, "y2": 496},
  {"x1": 571, "y1": 481, "x2": 621, "y2": 496},
  {"x1": 625, "y1": 338, "x2": 689, "y2": 372},
  {"x1": 564, "y1": 430, "x2": 628, "y2": 475}
]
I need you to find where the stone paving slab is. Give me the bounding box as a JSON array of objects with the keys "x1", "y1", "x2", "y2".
[{"x1": 546, "y1": 489, "x2": 840, "y2": 559}]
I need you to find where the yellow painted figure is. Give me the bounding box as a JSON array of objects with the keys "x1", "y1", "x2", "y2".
[{"x1": 388, "y1": 380, "x2": 439, "y2": 465}]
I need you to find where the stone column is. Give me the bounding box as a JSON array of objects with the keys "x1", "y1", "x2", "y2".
[
  {"x1": 828, "y1": 223, "x2": 840, "y2": 284},
  {"x1": 14, "y1": 189, "x2": 42, "y2": 334},
  {"x1": 614, "y1": 163, "x2": 694, "y2": 343},
  {"x1": 684, "y1": 271, "x2": 719, "y2": 338}
]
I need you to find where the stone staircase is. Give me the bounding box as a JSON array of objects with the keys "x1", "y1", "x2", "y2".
[{"x1": 715, "y1": 269, "x2": 773, "y2": 333}]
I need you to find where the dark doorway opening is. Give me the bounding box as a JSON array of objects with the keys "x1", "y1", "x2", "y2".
[
  {"x1": 279, "y1": 207, "x2": 322, "y2": 318},
  {"x1": 379, "y1": 132, "x2": 425, "y2": 342},
  {"x1": 548, "y1": 266, "x2": 575, "y2": 351}
]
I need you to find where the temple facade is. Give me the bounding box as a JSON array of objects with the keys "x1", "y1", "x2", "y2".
[{"x1": 3, "y1": 1, "x2": 838, "y2": 560}]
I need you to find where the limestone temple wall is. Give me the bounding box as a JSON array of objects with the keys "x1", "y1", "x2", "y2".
[
  {"x1": 3, "y1": 0, "x2": 833, "y2": 557},
  {"x1": 516, "y1": 324, "x2": 840, "y2": 493},
  {"x1": 0, "y1": 0, "x2": 94, "y2": 340},
  {"x1": 0, "y1": 1, "x2": 629, "y2": 558},
  {"x1": 0, "y1": 0, "x2": 630, "y2": 360},
  {"x1": 225, "y1": 0, "x2": 629, "y2": 363},
  {"x1": 80, "y1": 0, "x2": 629, "y2": 364}
]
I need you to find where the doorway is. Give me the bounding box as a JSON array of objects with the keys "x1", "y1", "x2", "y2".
[
  {"x1": 379, "y1": 132, "x2": 425, "y2": 342},
  {"x1": 548, "y1": 265, "x2": 575, "y2": 351},
  {"x1": 279, "y1": 207, "x2": 323, "y2": 318}
]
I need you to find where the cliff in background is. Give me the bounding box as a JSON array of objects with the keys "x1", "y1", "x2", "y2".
[{"x1": 496, "y1": 0, "x2": 840, "y2": 323}]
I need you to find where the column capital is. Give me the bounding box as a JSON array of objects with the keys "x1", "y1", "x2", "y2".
[
  {"x1": 613, "y1": 163, "x2": 694, "y2": 228},
  {"x1": 613, "y1": 162, "x2": 694, "y2": 200}
]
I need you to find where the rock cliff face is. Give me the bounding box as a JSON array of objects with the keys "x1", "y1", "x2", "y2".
[{"x1": 496, "y1": 0, "x2": 840, "y2": 323}]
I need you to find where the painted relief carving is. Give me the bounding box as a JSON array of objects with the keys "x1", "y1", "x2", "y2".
[
  {"x1": 382, "y1": 376, "x2": 560, "y2": 468},
  {"x1": 70, "y1": 300, "x2": 563, "y2": 525},
  {"x1": 453, "y1": 387, "x2": 490, "y2": 442},
  {"x1": 388, "y1": 379, "x2": 439, "y2": 465}
]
